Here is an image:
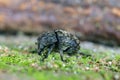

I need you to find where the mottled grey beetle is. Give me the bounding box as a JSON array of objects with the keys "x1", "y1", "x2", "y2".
[{"x1": 36, "y1": 29, "x2": 81, "y2": 61}]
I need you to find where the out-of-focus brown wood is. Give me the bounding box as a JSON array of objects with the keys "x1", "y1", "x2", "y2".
[{"x1": 0, "y1": 0, "x2": 120, "y2": 46}]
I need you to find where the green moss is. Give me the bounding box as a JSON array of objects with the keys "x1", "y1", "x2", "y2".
[{"x1": 0, "y1": 42, "x2": 120, "y2": 80}]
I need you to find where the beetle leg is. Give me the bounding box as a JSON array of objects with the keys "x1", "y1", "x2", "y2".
[
  {"x1": 38, "y1": 43, "x2": 44, "y2": 55},
  {"x1": 38, "y1": 44, "x2": 46, "y2": 55},
  {"x1": 42, "y1": 44, "x2": 55, "y2": 61},
  {"x1": 38, "y1": 48, "x2": 44, "y2": 55},
  {"x1": 77, "y1": 50, "x2": 91, "y2": 57},
  {"x1": 59, "y1": 50, "x2": 64, "y2": 61}
]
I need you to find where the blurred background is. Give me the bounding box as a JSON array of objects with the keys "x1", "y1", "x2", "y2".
[
  {"x1": 0, "y1": 1, "x2": 120, "y2": 80},
  {"x1": 0, "y1": 0, "x2": 120, "y2": 46}
]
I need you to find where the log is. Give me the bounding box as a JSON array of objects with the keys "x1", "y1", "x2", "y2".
[{"x1": 0, "y1": 0, "x2": 120, "y2": 46}]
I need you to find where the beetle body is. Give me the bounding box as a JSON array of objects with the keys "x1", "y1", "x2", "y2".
[{"x1": 37, "y1": 30, "x2": 80, "y2": 61}]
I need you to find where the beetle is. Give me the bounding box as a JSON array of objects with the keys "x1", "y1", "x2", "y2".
[{"x1": 36, "y1": 29, "x2": 81, "y2": 61}]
